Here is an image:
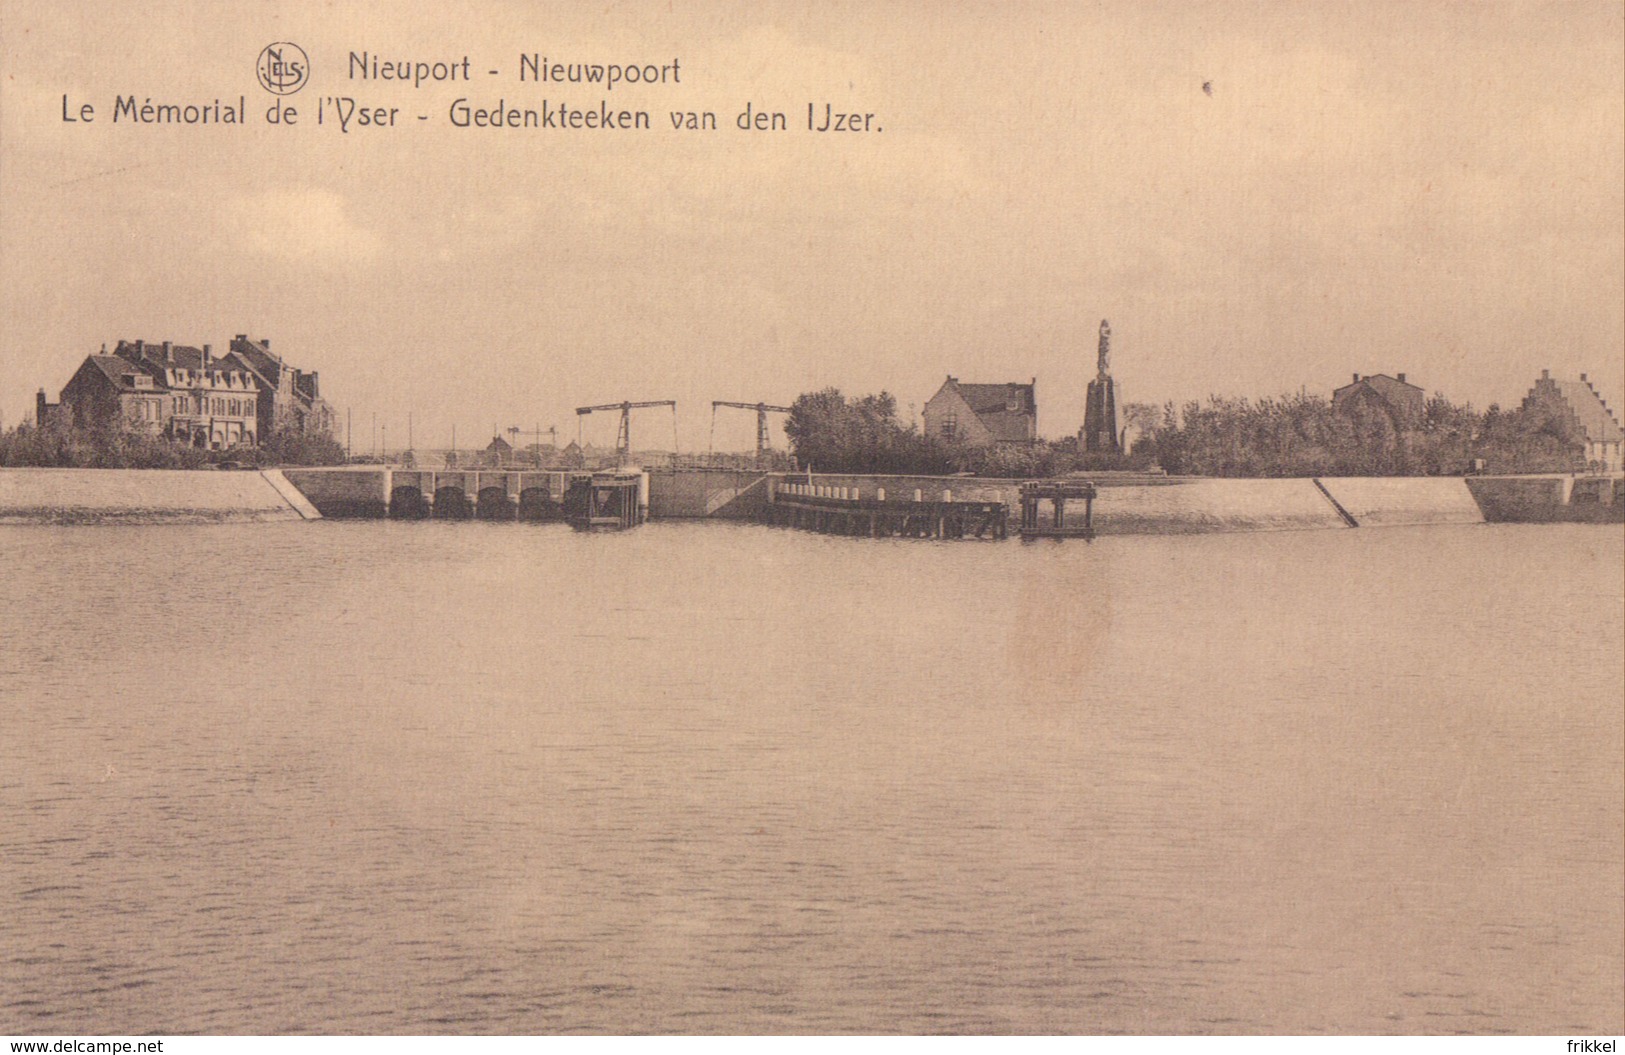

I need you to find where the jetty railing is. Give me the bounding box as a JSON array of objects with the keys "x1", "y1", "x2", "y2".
[{"x1": 765, "y1": 481, "x2": 1007, "y2": 539}]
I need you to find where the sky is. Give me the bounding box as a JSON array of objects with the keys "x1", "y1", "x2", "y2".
[{"x1": 1, "y1": 0, "x2": 1621, "y2": 453}]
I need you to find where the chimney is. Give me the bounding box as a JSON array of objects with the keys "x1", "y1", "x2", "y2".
[
  {"x1": 135, "y1": 339, "x2": 145, "y2": 356},
  {"x1": 202, "y1": 344, "x2": 211, "y2": 361},
  {"x1": 1542, "y1": 369, "x2": 1550, "y2": 379},
  {"x1": 1580, "y1": 372, "x2": 1588, "y2": 382},
  {"x1": 1397, "y1": 373, "x2": 1406, "y2": 384},
  {"x1": 1352, "y1": 373, "x2": 1360, "y2": 383},
  {"x1": 261, "y1": 338, "x2": 270, "y2": 350},
  {"x1": 161, "y1": 341, "x2": 172, "y2": 362}
]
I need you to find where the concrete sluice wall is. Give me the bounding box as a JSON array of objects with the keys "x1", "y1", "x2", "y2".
[
  {"x1": 282, "y1": 467, "x2": 389, "y2": 517},
  {"x1": 1316, "y1": 477, "x2": 1484, "y2": 527},
  {"x1": 648, "y1": 469, "x2": 776, "y2": 518},
  {"x1": 0, "y1": 468, "x2": 314, "y2": 524},
  {"x1": 1466, "y1": 474, "x2": 1623, "y2": 523}
]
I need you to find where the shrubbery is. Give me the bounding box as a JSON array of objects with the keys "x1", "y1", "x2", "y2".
[{"x1": 0, "y1": 419, "x2": 345, "y2": 469}]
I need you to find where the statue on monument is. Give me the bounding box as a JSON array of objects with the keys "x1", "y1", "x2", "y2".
[{"x1": 1097, "y1": 319, "x2": 1111, "y2": 379}]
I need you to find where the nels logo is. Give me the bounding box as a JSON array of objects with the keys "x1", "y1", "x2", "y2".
[{"x1": 257, "y1": 42, "x2": 309, "y2": 95}]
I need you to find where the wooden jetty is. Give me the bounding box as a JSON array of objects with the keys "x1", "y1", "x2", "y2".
[
  {"x1": 1019, "y1": 480, "x2": 1097, "y2": 539},
  {"x1": 766, "y1": 481, "x2": 1007, "y2": 539},
  {"x1": 567, "y1": 469, "x2": 647, "y2": 530}
]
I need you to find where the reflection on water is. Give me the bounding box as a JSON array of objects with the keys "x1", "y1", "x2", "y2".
[{"x1": 2, "y1": 521, "x2": 1620, "y2": 1034}]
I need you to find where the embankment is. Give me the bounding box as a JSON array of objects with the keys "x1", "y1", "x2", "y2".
[
  {"x1": 1088, "y1": 478, "x2": 1351, "y2": 535},
  {"x1": 0, "y1": 468, "x2": 318, "y2": 524},
  {"x1": 10, "y1": 466, "x2": 1609, "y2": 532},
  {"x1": 1315, "y1": 477, "x2": 1484, "y2": 527}
]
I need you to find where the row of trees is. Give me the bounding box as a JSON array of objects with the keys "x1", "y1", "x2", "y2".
[
  {"x1": 6, "y1": 387, "x2": 1585, "y2": 477},
  {"x1": 781, "y1": 387, "x2": 1593, "y2": 478},
  {"x1": 1137, "y1": 394, "x2": 1586, "y2": 476},
  {"x1": 0, "y1": 417, "x2": 345, "y2": 469}
]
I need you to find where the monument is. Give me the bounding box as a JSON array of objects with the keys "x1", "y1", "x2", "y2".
[{"x1": 1081, "y1": 318, "x2": 1121, "y2": 454}]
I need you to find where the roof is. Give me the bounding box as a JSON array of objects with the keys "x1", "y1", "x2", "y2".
[
  {"x1": 113, "y1": 341, "x2": 250, "y2": 379},
  {"x1": 934, "y1": 379, "x2": 1035, "y2": 443},
  {"x1": 84, "y1": 355, "x2": 151, "y2": 391},
  {"x1": 152, "y1": 345, "x2": 208, "y2": 371},
  {"x1": 1332, "y1": 374, "x2": 1422, "y2": 404},
  {"x1": 228, "y1": 337, "x2": 284, "y2": 385},
  {"x1": 1546, "y1": 377, "x2": 1623, "y2": 444},
  {"x1": 952, "y1": 381, "x2": 1036, "y2": 416}
]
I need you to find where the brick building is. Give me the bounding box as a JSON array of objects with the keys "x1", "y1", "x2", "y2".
[{"x1": 35, "y1": 336, "x2": 331, "y2": 451}]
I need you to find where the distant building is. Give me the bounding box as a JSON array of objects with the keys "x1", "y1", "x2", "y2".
[
  {"x1": 1080, "y1": 319, "x2": 1121, "y2": 453},
  {"x1": 559, "y1": 440, "x2": 586, "y2": 468},
  {"x1": 923, "y1": 377, "x2": 1037, "y2": 446},
  {"x1": 1522, "y1": 370, "x2": 1623, "y2": 471},
  {"x1": 35, "y1": 335, "x2": 332, "y2": 450},
  {"x1": 484, "y1": 435, "x2": 514, "y2": 466},
  {"x1": 1332, "y1": 372, "x2": 1425, "y2": 429}
]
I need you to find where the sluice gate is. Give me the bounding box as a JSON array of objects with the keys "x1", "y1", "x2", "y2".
[
  {"x1": 289, "y1": 468, "x2": 648, "y2": 527},
  {"x1": 765, "y1": 481, "x2": 1008, "y2": 539}
]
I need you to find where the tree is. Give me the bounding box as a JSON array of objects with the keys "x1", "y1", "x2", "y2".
[
  {"x1": 783, "y1": 388, "x2": 954, "y2": 474},
  {"x1": 254, "y1": 425, "x2": 346, "y2": 467}
]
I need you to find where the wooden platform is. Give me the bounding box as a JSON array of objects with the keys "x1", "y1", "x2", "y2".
[{"x1": 1018, "y1": 480, "x2": 1097, "y2": 539}]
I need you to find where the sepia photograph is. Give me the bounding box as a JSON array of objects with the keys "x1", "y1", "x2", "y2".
[{"x1": 1, "y1": 0, "x2": 1621, "y2": 1040}]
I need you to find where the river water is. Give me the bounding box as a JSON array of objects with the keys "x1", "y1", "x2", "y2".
[{"x1": 2, "y1": 520, "x2": 1620, "y2": 1035}]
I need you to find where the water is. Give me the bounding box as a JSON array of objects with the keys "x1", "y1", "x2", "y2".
[{"x1": 2, "y1": 520, "x2": 1620, "y2": 1035}]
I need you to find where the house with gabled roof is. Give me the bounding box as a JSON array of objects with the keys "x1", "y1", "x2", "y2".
[
  {"x1": 44, "y1": 351, "x2": 172, "y2": 434},
  {"x1": 1522, "y1": 370, "x2": 1623, "y2": 471},
  {"x1": 922, "y1": 376, "x2": 1037, "y2": 447},
  {"x1": 1332, "y1": 372, "x2": 1426, "y2": 429}
]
